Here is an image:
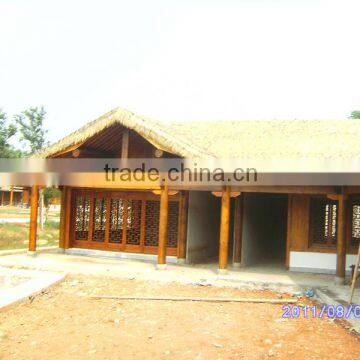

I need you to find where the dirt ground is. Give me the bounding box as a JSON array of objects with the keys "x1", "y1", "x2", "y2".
[{"x1": 0, "y1": 275, "x2": 359, "y2": 360}]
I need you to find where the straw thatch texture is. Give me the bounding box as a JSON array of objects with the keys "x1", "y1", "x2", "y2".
[
  {"x1": 37, "y1": 108, "x2": 210, "y2": 158},
  {"x1": 39, "y1": 107, "x2": 360, "y2": 159}
]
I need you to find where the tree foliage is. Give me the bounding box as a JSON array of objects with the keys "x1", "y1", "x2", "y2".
[
  {"x1": 15, "y1": 106, "x2": 48, "y2": 154},
  {"x1": 43, "y1": 187, "x2": 61, "y2": 208},
  {"x1": 0, "y1": 109, "x2": 21, "y2": 157},
  {"x1": 350, "y1": 110, "x2": 360, "y2": 119}
]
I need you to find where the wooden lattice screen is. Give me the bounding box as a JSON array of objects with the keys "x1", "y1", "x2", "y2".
[
  {"x1": 71, "y1": 190, "x2": 179, "y2": 255},
  {"x1": 309, "y1": 197, "x2": 338, "y2": 247},
  {"x1": 351, "y1": 202, "x2": 360, "y2": 247}
]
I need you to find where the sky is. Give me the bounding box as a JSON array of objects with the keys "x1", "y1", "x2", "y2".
[{"x1": 0, "y1": 0, "x2": 360, "y2": 144}]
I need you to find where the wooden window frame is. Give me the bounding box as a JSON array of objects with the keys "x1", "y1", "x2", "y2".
[
  {"x1": 70, "y1": 188, "x2": 180, "y2": 256},
  {"x1": 309, "y1": 196, "x2": 338, "y2": 249}
]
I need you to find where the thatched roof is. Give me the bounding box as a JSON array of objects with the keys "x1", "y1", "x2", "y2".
[
  {"x1": 39, "y1": 107, "x2": 360, "y2": 159},
  {"x1": 37, "y1": 108, "x2": 210, "y2": 158}
]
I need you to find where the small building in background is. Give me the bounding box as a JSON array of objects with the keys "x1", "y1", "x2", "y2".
[{"x1": 0, "y1": 186, "x2": 29, "y2": 207}]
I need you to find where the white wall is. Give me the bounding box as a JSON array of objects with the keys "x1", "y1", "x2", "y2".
[
  {"x1": 290, "y1": 251, "x2": 357, "y2": 274},
  {"x1": 186, "y1": 191, "x2": 220, "y2": 263}
]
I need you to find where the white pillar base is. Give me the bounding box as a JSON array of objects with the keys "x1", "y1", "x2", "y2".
[
  {"x1": 233, "y1": 262, "x2": 241, "y2": 268},
  {"x1": 217, "y1": 268, "x2": 228, "y2": 275},
  {"x1": 156, "y1": 264, "x2": 167, "y2": 270},
  {"x1": 334, "y1": 276, "x2": 345, "y2": 285},
  {"x1": 177, "y1": 258, "x2": 186, "y2": 265},
  {"x1": 27, "y1": 251, "x2": 37, "y2": 257}
]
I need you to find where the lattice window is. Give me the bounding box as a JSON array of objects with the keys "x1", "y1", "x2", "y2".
[
  {"x1": 109, "y1": 198, "x2": 124, "y2": 243},
  {"x1": 93, "y1": 197, "x2": 107, "y2": 242},
  {"x1": 351, "y1": 204, "x2": 360, "y2": 246},
  {"x1": 309, "y1": 198, "x2": 337, "y2": 247},
  {"x1": 145, "y1": 200, "x2": 160, "y2": 246},
  {"x1": 74, "y1": 196, "x2": 90, "y2": 240},
  {"x1": 167, "y1": 201, "x2": 179, "y2": 248},
  {"x1": 126, "y1": 200, "x2": 142, "y2": 245}
]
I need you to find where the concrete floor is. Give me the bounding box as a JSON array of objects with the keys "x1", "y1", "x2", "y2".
[
  {"x1": 0, "y1": 249, "x2": 359, "y2": 330},
  {"x1": 0, "y1": 250, "x2": 355, "y2": 294}
]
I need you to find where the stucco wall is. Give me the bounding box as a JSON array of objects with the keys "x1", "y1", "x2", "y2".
[
  {"x1": 290, "y1": 251, "x2": 357, "y2": 274},
  {"x1": 186, "y1": 191, "x2": 220, "y2": 263}
]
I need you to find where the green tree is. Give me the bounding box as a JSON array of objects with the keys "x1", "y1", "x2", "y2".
[
  {"x1": 15, "y1": 106, "x2": 48, "y2": 154},
  {"x1": 0, "y1": 109, "x2": 21, "y2": 157},
  {"x1": 43, "y1": 187, "x2": 61, "y2": 208},
  {"x1": 350, "y1": 110, "x2": 360, "y2": 119}
]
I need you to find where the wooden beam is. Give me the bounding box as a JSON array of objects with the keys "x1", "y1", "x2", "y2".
[
  {"x1": 177, "y1": 191, "x2": 189, "y2": 262},
  {"x1": 157, "y1": 185, "x2": 169, "y2": 268},
  {"x1": 51, "y1": 141, "x2": 86, "y2": 158},
  {"x1": 72, "y1": 147, "x2": 114, "y2": 158},
  {"x1": 230, "y1": 186, "x2": 336, "y2": 195},
  {"x1": 233, "y1": 195, "x2": 243, "y2": 266},
  {"x1": 152, "y1": 189, "x2": 179, "y2": 196},
  {"x1": 28, "y1": 185, "x2": 39, "y2": 253},
  {"x1": 219, "y1": 187, "x2": 231, "y2": 273},
  {"x1": 336, "y1": 193, "x2": 347, "y2": 284},
  {"x1": 121, "y1": 129, "x2": 130, "y2": 158}
]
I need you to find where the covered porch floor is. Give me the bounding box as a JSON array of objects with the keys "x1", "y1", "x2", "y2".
[{"x1": 0, "y1": 250, "x2": 358, "y2": 305}]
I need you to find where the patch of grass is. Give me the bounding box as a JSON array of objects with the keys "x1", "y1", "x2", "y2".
[
  {"x1": 0, "y1": 206, "x2": 60, "y2": 219},
  {"x1": 0, "y1": 220, "x2": 59, "y2": 251}
]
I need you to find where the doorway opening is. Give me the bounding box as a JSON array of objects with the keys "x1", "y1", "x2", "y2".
[{"x1": 239, "y1": 193, "x2": 288, "y2": 268}]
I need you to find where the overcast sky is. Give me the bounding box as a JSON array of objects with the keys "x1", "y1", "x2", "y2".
[{"x1": 0, "y1": 0, "x2": 359, "y2": 143}]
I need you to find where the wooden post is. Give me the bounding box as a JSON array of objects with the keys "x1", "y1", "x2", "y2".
[
  {"x1": 28, "y1": 185, "x2": 39, "y2": 254},
  {"x1": 22, "y1": 189, "x2": 29, "y2": 206},
  {"x1": 9, "y1": 186, "x2": 14, "y2": 206},
  {"x1": 177, "y1": 191, "x2": 189, "y2": 263},
  {"x1": 0, "y1": 191, "x2": 4, "y2": 206},
  {"x1": 157, "y1": 185, "x2": 169, "y2": 269},
  {"x1": 285, "y1": 194, "x2": 293, "y2": 269},
  {"x1": 233, "y1": 195, "x2": 243, "y2": 267},
  {"x1": 64, "y1": 188, "x2": 72, "y2": 249},
  {"x1": 219, "y1": 186, "x2": 231, "y2": 274},
  {"x1": 59, "y1": 187, "x2": 67, "y2": 249},
  {"x1": 336, "y1": 193, "x2": 347, "y2": 284}
]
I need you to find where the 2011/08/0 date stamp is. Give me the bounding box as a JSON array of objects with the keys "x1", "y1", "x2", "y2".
[{"x1": 282, "y1": 305, "x2": 360, "y2": 319}]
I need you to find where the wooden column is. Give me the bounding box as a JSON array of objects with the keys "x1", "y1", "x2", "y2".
[
  {"x1": 64, "y1": 188, "x2": 72, "y2": 249},
  {"x1": 157, "y1": 185, "x2": 169, "y2": 269},
  {"x1": 233, "y1": 195, "x2": 243, "y2": 267},
  {"x1": 28, "y1": 185, "x2": 39, "y2": 254},
  {"x1": 59, "y1": 187, "x2": 67, "y2": 249},
  {"x1": 0, "y1": 191, "x2": 4, "y2": 206},
  {"x1": 336, "y1": 193, "x2": 347, "y2": 284},
  {"x1": 9, "y1": 186, "x2": 14, "y2": 206},
  {"x1": 22, "y1": 189, "x2": 30, "y2": 206},
  {"x1": 177, "y1": 191, "x2": 189, "y2": 263},
  {"x1": 218, "y1": 186, "x2": 231, "y2": 273}
]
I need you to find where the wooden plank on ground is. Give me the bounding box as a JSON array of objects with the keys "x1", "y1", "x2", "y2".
[{"x1": 89, "y1": 295, "x2": 297, "y2": 304}]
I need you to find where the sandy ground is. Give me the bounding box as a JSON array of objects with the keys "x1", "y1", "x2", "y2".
[{"x1": 0, "y1": 275, "x2": 359, "y2": 360}]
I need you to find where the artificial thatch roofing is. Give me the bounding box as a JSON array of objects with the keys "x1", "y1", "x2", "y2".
[
  {"x1": 39, "y1": 107, "x2": 360, "y2": 159},
  {"x1": 38, "y1": 108, "x2": 209, "y2": 158}
]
